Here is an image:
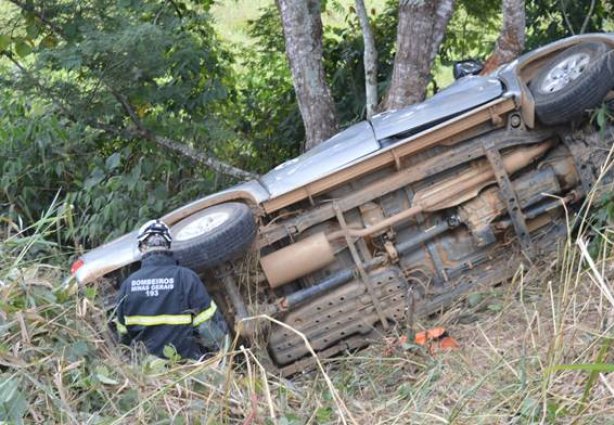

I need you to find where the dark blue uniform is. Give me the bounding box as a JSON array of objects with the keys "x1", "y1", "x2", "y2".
[{"x1": 116, "y1": 252, "x2": 221, "y2": 359}]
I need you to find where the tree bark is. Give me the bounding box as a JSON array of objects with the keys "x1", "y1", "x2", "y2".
[
  {"x1": 480, "y1": 0, "x2": 525, "y2": 75},
  {"x1": 382, "y1": 0, "x2": 455, "y2": 111},
  {"x1": 355, "y1": 0, "x2": 378, "y2": 119},
  {"x1": 277, "y1": 0, "x2": 338, "y2": 150}
]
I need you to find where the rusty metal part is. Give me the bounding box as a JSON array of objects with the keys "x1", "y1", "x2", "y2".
[
  {"x1": 539, "y1": 146, "x2": 579, "y2": 191},
  {"x1": 333, "y1": 204, "x2": 389, "y2": 329},
  {"x1": 327, "y1": 205, "x2": 423, "y2": 241},
  {"x1": 395, "y1": 219, "x2": 456, "y2": 254},
  {"x1": 384, "y1": 241, "x2": 399, "y2": 262},
  {"x1": 327, "y1": 142, "x2": 553, "y2": 238},
  {"x1": 495, "y1": 192, "x2": 576, "y2": 231},
  {"x1": 259, "y1": 124, "x2": 614, "y2": 375},
  {"x1": 413, "y1": 141, "x2": 553, "y2": 211},
  {"x1": 268, "y1": 267, "x2": 408, "y2": 365},
  {"x1": 459, "y1": 146, "x2": 578, "y2": 245},
  {"x1": 266, "y1": 239, "x2": 540, "y2": 373},
  {"x1": 561, "y1": 135, "x2": 598, "y2": 195},
  {"x1": 510, "y1": 114, "x2": 522, "y2": 128},
  {"x1": 483, "y1": 141, "x2": 534, "y2": 254},
  {"x1": 458, "y1": 187, "x2": 504, "y2": 246},
  {"x1": 262, "y1": 98, "x2": 516, "y2": 213},
  {"x1": 257, "y1": 129, "x2": 556, "y2": 249},
  {"x1": 359, "y1": 202, "x2": 387, "y2": 237},
  {"x1": 260, "y1": 232, "x2": 335, "y2": 288},
  {"x1": 261, "y1": 143, "x2": 554, "y2": 289},
  {"x1": 280, "y1": 256, "x2": 386, "y2": 310},
  {"x1": 213, "y1": 264, "x2": 253, "y2": 335}
]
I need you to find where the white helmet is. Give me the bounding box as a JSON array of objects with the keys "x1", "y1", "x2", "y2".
[{"x1": 137, "y1": 219, "x2": 172, "y2": 251}]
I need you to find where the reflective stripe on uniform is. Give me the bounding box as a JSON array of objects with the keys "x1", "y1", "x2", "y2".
[
  {"x1": 193, "y1": 301, "x2": 217, "y2": 327},
  {"x1": 125, "y1": 314, "x2": 192, "y2": 326}
]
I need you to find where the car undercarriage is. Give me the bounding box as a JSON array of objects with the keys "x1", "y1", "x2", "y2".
[
  {"x1": 74, "y1": 35, "x2": 614, "y2": 376},
  {"x1": 208, "y1": 119, "x2": 613, "y2": 376}
]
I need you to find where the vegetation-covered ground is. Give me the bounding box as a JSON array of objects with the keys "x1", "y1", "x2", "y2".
[
  {"x1": 2, "y1": 1, "x2": 614, "y2": 423},
  {"x1": 2, "y1": 181, "x2": 613, "y2": 423}
]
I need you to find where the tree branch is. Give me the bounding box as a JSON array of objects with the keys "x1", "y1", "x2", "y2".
[
  {"x1": 110, "y1": 89, "x2": 257, "y2": 180},
  {"x1": 355, "y1": 0, "x2": 378, "y2": 119},
  {"x1": 7, "y1": 0, "x2": 64, "y2": 37},
  {"x1": 559, "y1": 0, "x2": 575, "y2": 35},
  {"x1": 580, "y1": 0, "x2": 597, "y2": 34}
]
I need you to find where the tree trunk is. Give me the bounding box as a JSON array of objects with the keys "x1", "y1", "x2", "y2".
[
  {"x1": 355, "y1": 0, "x2": 378, "y2": 119},
  {"x1": 277, "y1": 0, "x2": 338, "y2": 150},
  {"x1": 481, "y1": 0, "x2": 525, "y2": 75},
  {"x1": 382, "y1": 0, "x2": 455, "y2": 111}
]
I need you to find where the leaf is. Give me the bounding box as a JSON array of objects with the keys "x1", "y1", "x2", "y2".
[
  {"x1": 83, "y1": 287, "x2": 97, "y2": 300},
  {"x1": 0, "y1": 376, "x2": 27, "y2": 424},
  {"x1": 0, "y1": 34, "x2": 10, "y2": 51},
  {"x1": 105, "y1": 152, "x2": 121, "y2": 170},
  {"x1": 39, "y1": 35, "x2": 58, "y2": 49},
  {"x1": 14, "y1": 39, "x2": 32, "y2": 58},
  {"x1": 467, "y1": 292, "x2": 483, "y2": 307},
  {"x1": 83, "y1": 168, "x2": 106, "y2": 189},
  {"x1": 315, "y1": 407, "x2": 333, "y2": 422},
  {"x1": 95, "y1": 366, "x2": 119, "y2": 385},
  {"x1": 162, "y1": 344, "x2": 181, "y2": 362},
  {"x1": 549, "y1": 363, "x2": 614, "y2": 373},
  {"x1": 487, "y1": 303, "x2": 503, "y2": 312},
  {"x1": 26, "y1": 22, "x2": 40, "y2": 39}
]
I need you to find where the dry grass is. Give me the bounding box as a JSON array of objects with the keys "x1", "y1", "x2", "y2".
[
  {"x1": 2, "y1": 209, "x2": 613, "y2": 424},
  {"x1": 2, "y1": 134, "x2": 614, "y2": 424}
]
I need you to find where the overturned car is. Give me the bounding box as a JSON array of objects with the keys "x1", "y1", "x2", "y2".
[{"x1": 73, "y1": 34, "x2": 614, "y2": 375}]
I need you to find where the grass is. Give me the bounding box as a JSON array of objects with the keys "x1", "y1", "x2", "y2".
[
  {"x1": 2, "y1": 219, "x2": 613, "y2": 422},
  {"x1": 2, "y1": 126, "x2": 614, "y2": 423},
  {"x1": 2, "y1": 229, "x2": 614, "y2": 423},
  {"x1": 210, "y1": 0, "x2": 388, "y2": 47}
]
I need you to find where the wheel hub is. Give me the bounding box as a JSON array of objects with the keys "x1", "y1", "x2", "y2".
[
  {"x1": 539, "y1": 52, "x2": 591, "y2": 93},
  {"x1": 174, "y1": 211, "x2": 230, "y2": 240}
]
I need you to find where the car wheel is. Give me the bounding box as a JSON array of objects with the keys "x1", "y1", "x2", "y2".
[
  {"x1": 171, "y1": 203, "x2": 256, "y2": 272},
  {"x1": 530, "y1": 42, "x2": 614, "y2": 125}
]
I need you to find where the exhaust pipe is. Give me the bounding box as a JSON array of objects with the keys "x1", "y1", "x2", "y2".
[
  {"x1": 261, "y1": 142, "x2": 553, "y2": 288},
  {"x1": 260, "y1": 233, "x2": 336, "y2": 288}
]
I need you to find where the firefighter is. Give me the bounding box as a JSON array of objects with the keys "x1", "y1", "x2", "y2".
[{"x1": 115, "y1": 219, "x2": 229, "y2": 360}]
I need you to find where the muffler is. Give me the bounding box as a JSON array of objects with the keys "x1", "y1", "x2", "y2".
[{"x1": 260, "y1": 232, "x2": 336, "y2": 288}]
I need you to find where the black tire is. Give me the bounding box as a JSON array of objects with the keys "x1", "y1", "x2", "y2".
[
  {"x1": 530, "y1": 42, "x2": 614, "y2": 125},
  {"x1": 171, "y1": 203, "x2": 256, "y2": 272}
]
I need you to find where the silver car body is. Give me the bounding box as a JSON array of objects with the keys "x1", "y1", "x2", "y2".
[{"x1": 74, "y1": 33, "x2": 614, "y2": 285}]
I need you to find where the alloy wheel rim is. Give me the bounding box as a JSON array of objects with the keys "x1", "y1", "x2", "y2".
[
  {"x1": 539, "y1": 52, "x2": 591, "y2": 93},
  {"x1": 175, "y1": 211, "x2": 230, "y2": 240}
]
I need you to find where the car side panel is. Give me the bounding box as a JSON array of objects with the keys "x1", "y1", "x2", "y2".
[
  {"x1": 75, "y1": 181, "x2": 270, "y2": 284},
  {"x1": 260, "y1": 121, "x2": 378, "y2": 197},
  {"x1": 370, "y1": 77, "x2": 503, "y2": 140}
]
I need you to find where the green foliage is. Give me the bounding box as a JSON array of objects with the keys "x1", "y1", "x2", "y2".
[
  {"x1": 525, "y1": 0, "x2": 609, "y2": 50},
  {"x1": 231, "y1": 5, "x2": 304, "y2": 170},
  {"x1": 2, "y1": 0, "x2": 613, "y2": 250},
  {"x1": 0, "y1": 377, "x2": 27, "y2": 425},
  {"x1": 0, "y1": 87, "x2": 225, "y2": 248},
  {"x1": 0, "y1": 1, "x2": 246, "y2": 247},
  {"x1": 440, "y1": 0, "x2": 501, "y2": 63}
]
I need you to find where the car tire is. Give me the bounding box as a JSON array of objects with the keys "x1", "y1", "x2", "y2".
[
  {"x1": 530, "y1": 42, "x2": 614, "y2": 125},
  {"x1": 171, "y1": 203, "x2": 256, "y2": 272}
]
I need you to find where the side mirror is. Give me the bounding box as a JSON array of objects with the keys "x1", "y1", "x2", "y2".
[{"x1": 453, "y1": 59, "x2": 484, "y2": 80}]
